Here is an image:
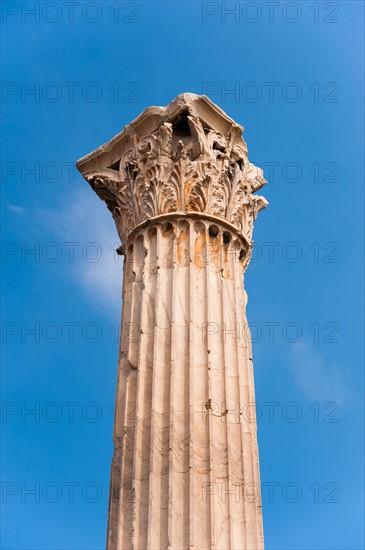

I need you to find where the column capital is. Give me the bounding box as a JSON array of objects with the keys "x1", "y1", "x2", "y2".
[{"x1": 76, "y1": 93, "x2": 268, "y2": 249}]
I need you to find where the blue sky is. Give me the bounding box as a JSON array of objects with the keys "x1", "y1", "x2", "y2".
[{"x1": 1, "y1": 1, "x2": 364, "y2": 549}]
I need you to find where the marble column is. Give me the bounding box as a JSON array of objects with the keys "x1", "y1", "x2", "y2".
[{"x1": 76, "y1": 93, "x2": 268, "y2": 550}]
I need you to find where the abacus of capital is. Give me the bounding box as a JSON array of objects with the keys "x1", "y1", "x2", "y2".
[{"x1": 76, "y1": 93, "x2": 268, "y2": 550}]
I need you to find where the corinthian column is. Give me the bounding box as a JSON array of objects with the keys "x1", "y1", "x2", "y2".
[{"x1": 76, "y1": 93, "x2": 268, "y2": 550}]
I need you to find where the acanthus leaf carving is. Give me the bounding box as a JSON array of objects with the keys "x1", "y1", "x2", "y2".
[{"x1": 77, "y1": 95, "x2": 268, "y2": 249}]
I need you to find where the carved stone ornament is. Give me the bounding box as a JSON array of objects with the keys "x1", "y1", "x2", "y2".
[{"x1": 76, "y1": 93, "x2": 268, "y2": 250}]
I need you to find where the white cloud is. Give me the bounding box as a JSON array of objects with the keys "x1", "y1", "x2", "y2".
[
  {"x1": 37, "y1": 187, "x2": 123, "y2": 315},
  {"x1": 288, "y1": 340, "x2": 350, "y2": 406}
]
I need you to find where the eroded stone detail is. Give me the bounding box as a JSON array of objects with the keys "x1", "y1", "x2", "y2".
[{"x1": 77, "y1": 93, "x2": 267, "y2": 248}]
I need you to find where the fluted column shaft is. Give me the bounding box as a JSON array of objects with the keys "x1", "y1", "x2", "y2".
[
  {"x1": 107, "y1": 214, "x2": 264, "y2": 550},
  {"x1": 76, "y1": 92, "x2": 267, "y2": 550}
]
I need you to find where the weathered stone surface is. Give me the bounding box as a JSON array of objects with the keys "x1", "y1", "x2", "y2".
[
  {"x1": 77, "y1": 93, "x2": 267, "y2": 254},
  {"x1": 77, "y1": 94, "x2": 267, "y2": 550}
]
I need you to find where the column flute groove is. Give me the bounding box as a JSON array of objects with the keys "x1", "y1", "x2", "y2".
[
  {"x1": 232, "y1": 240, "x2": 251, "y2": 549},
  {"x1": 222, "y1": 235, "x2": 247, "y2": 549},
  {"x1": 244, "y1": 277, "x2": 264, "y2": 548},
  {"x1": 132, "y1": 229, "x2": 156, "y2": 550},
  {"x1": 232, "y1": 239, "x2": 250, "y2": 549},
  {"x1": 206, "y1": 225, "x2": 231, "y2": 549},
  {"x1": 115, "y1": 240, "x2": 141, "y2": 550},
  {"x1": 190, "y1": 221, "x2": 211, "y2": 550},
  {"x1": 148, "y1": 224, "x2": 174, "y2": 549},
  {"x1": 219, "y1": 230, "x2": 233, "y2": 550},
  {"x1": 168, "y1": 220, "x2": 191, "y2": 548}
]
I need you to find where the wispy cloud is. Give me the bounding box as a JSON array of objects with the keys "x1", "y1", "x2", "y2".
[
  {"x1": 7, "y1": 205, "x2": 25, "y2": 215},
  {"x1": 288, "y1": 341, "x2": 350, "y2": 406},
  {"x1": 37, "y1": 187, "x2": 123, "y2": 315}
]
